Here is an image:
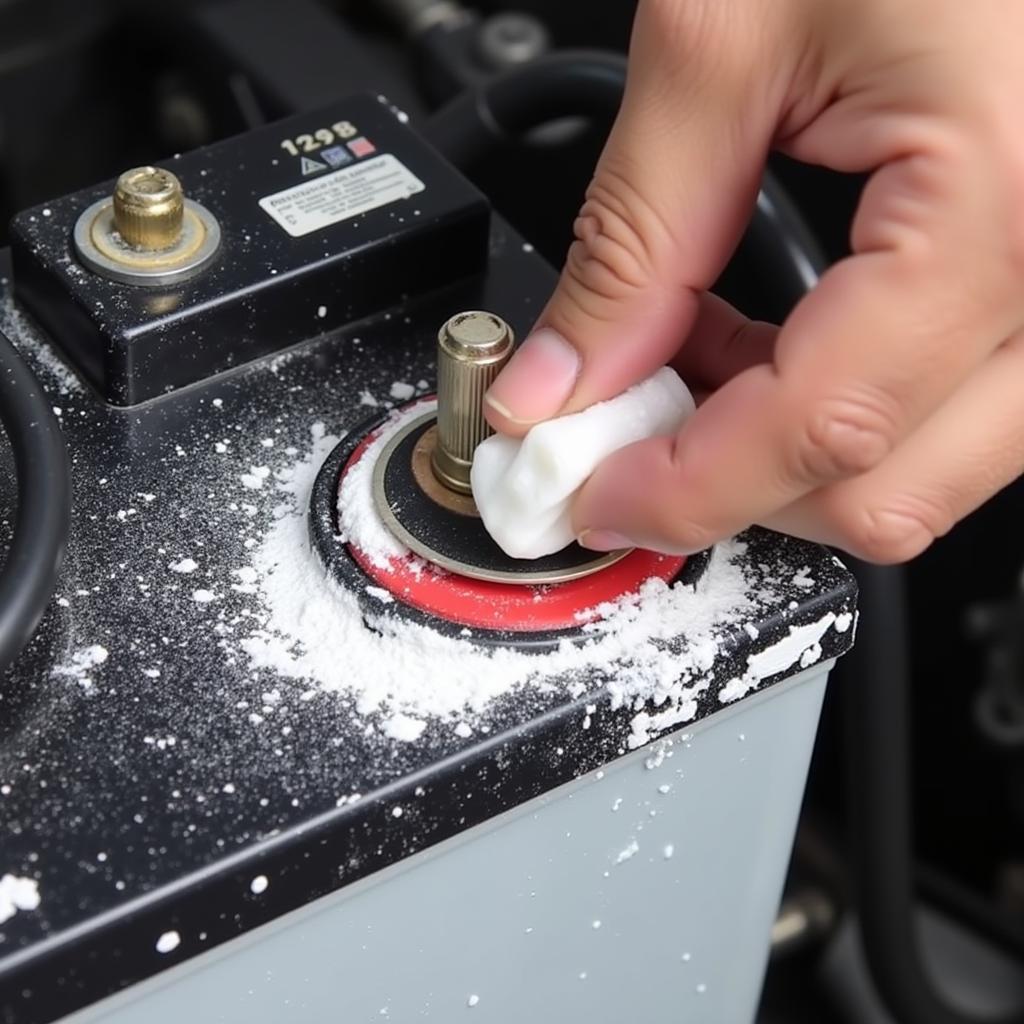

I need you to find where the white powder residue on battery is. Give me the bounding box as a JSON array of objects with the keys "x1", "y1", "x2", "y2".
[
  {"x1": 237, "y1": 411, "x2": 761, "y2": 737},
  {"x1": 0, "y1": 874, "x2": 40, "y2": 925},
  {"x1": 258, "y1": 155, "x2": 425, "y2": 238}
]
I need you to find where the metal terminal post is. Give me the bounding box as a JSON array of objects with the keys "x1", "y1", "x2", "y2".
[
  {"x1": 431, "y1": 310, "x2": 514, "y2": 494},
  {"x1": 73, "y1": 165, "x2": 221, "y2": 287},
  {"x1": 112, "y1": 167, "x2": 185, "y2": 250}
]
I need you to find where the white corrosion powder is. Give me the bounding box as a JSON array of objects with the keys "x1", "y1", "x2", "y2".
[
  {"x1": 0, "y1": 874, "x2": 40, "y2": 925},
  {"x1": 237, "y1": 421, "x2": 753, "y2": 729},
  {"x1": 155, "y1": 930, "x2": 180, "y2": 953},
  {"x1": 51, "y1": 645, "x2": 109, "y2": 688},
  {"x1": 718, "y1": 612, "x2": 841, "y2": 704},
  {"x1": 241, "y1": 466, "x2": 271, "y2": 490},
  {"x1": 0, "y1": 299, "x2": 83, "y2": 396},
  {"x1": 236, "y1": 412, "x2": 760, "y2": 739},
  {"x1": 336, "y1": 403, "x2": 430, "y2": 569},
  {"x1": 615, "y1": 839, "x2": 640, "y2": 863},
  {"x1": 382, "y1": 714, "x2": 426, "y2": 742},
  {"x1": 389, "y1": 380, "x2": 415, "y2": 401}
]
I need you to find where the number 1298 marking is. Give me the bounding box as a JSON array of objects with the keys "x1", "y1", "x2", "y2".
[{"x1": 280, "y1": 121, "x2": 357, "y2": 157}]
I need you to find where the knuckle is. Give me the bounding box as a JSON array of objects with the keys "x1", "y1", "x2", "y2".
[
  {"x1": 841, "y1": 495, "x2": 952, "y2": 564},
  {"x1": 561, "y1": 173, "x2": 668, "y2": 316},
  {"x1": 789, "y1": 392, "x2": 898, "y2": 484}
]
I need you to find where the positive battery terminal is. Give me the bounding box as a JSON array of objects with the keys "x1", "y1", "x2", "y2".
[{"x1": 366, "y1": 310, "x2": 631, "y2": 585}]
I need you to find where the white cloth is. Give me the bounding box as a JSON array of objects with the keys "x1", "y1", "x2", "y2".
[{"x1": 471, "y1": 367, "x2": 696, "y2": 559}]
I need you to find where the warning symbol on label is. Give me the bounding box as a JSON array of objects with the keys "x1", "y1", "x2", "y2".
[
  {"x1": 321, "y1": 145, "x2": 353, "y2": 169},
  {"x1": 300, "y1": 155, "x2": 328, "y2": 176}
]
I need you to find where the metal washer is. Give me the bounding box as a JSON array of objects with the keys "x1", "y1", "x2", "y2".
[
  {"x1": 73, "y1": 196, "x2": 221, "y2": 287},
  {"x1": 371, "y1": 411, "x2": 630, "y2": 586}
]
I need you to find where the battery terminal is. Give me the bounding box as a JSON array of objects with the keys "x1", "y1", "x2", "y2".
[{"x1": 73, "y1": 165, "x2": 221, "y2": 286}]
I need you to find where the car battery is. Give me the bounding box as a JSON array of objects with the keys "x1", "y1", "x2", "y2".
[{"x1": 0, "y1": 95, "x2": 856, "y2": 1024}]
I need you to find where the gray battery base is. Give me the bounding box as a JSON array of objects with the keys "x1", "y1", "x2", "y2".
[{"x1": 62, "y1": 663, "x2": 831, "y2": 1024}]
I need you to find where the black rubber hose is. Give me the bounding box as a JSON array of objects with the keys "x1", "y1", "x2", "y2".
[
  {"x1": 423, "y1": 49, "x2": 628, "y2": 167},
  {"x1": 917, "y1": 863, "x2": 1024, "y2": 964},
  {"x1": 0, "y1": 329, "x2": 71, "y2": 675},
  {"x1": 424, "y1": 51, "x2": 821, "y2": 313},
  {"x1": 751, "y1": 177, "x2": 827, "y2": 307}
]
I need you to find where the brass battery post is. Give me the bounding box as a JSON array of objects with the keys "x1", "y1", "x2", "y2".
[
  {"x1": 73, "y1": 166, "x2": 221, "y2": 286},
  {"x1": 431, "y1": 310, "x2": 515, "y2": 494}
]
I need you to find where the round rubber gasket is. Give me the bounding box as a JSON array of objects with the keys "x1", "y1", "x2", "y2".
[{"x1": 309, "y1": 406, "x2": 711, "y2": 648}]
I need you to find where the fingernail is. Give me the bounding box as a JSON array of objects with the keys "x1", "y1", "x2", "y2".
[
  {"x1": 577, "y1": 529, "x2": 634, "y2": 553},
  {"x1": 484, "y1": 328, "x2": 580, "y2": 425}
]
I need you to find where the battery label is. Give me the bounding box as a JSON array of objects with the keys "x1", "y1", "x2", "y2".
[{"x1": 258, "y1": 154, "x2": 425, "y2": 238}]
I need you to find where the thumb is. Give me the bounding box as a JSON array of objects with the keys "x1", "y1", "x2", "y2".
[{"x1": 484, "y1": 0, "x2": 791, "y2": 436}]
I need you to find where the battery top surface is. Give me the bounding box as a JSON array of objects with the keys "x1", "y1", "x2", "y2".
[{"x1": 0, "y1": 117, "x2": 855, "y2": 1024}]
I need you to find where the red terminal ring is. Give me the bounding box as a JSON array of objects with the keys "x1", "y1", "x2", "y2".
[{"x1": 341, "y1": 417, "x2": 687, "y2": 633}]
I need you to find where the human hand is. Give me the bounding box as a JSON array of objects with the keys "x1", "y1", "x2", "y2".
[{"x1": 483, "y1": 0, "x2": 1024, "y2": 563}]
